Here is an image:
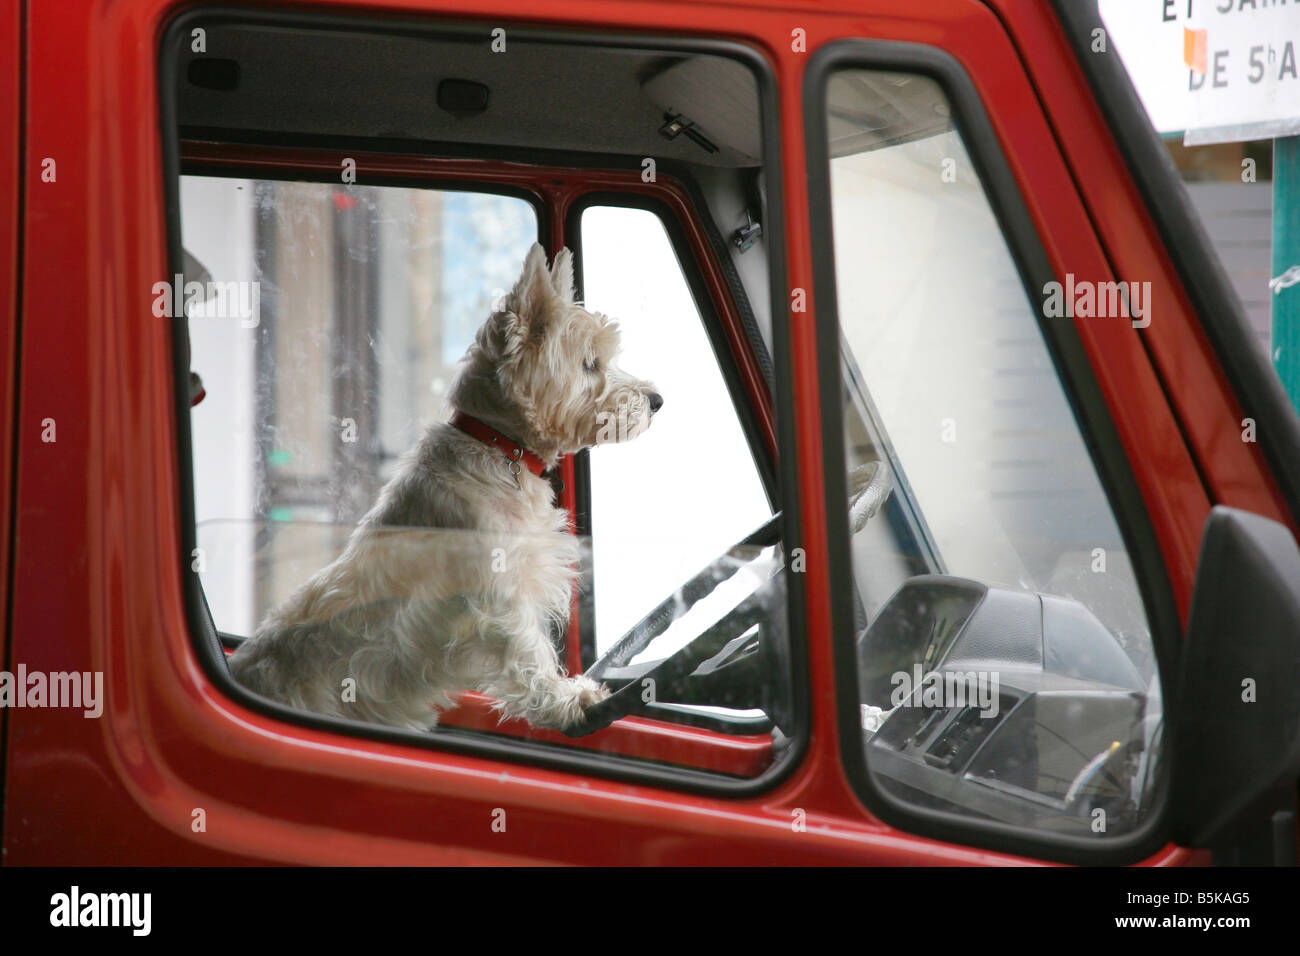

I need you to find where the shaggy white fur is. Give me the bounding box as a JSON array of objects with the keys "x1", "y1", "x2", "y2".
[{"x1": 229, "y1": 244, "x2": 662, "y2": 731}]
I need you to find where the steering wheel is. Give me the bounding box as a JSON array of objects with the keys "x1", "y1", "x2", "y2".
[
  {"x1": 559, "y1": 515, "x2": 782, "y2": 737},
  {"x1": 559, "y1": 459, "x2": 891, "y2": 738}
]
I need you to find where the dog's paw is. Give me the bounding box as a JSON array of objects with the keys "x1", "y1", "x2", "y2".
[
  {"x1": 860, "y1": 704, "x2": 894, "y2": 735},
  {"x1": 848, "y1": 460, "x2": 892, "y2": 533},
  {"x1": 544, "y1": 675, "x2": 611, "y2": 731},
  {"x1": 574, "y1": 675, "x2": 611, "y2": 709},
  {"x1": 550, "y1": 676, "x2": 618, "y2": 737}
]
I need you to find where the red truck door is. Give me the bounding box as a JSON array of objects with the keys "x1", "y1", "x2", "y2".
[{"x1": 4, "y1": 0, "x2": 1298, "y2": 868}]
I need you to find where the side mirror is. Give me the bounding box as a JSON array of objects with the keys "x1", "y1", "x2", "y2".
[{"x1": 1170, "y1": 506, "x2": 1300, "y2": 865}]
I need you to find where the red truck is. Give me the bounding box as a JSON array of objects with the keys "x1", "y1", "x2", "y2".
[{"x1": 2, "y1": 0, "x2": 1298, "y2": 868}]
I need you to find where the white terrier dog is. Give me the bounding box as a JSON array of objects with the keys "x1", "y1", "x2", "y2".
[{"x1": 229, "y1": 244, "x2": 662, "y2": 731}]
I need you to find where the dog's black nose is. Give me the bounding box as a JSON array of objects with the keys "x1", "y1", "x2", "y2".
[{"x1": 649, "y1": 392, "x2": 664, "y2": 414}]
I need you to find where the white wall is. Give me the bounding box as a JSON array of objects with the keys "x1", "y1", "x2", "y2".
[{"x1": 180, "y1": 176, "x2": 258, "y2": 635}]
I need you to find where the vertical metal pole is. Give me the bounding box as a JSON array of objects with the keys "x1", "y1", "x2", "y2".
[{"x1": 1273, "y1": 136, "x2": 1300, "y2": 411}]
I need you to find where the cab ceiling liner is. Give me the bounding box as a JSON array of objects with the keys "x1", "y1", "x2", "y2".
[
  {"x1": 825, "y1": 69, "x2": 953, "y2": 157},
  {"x1": 641, "y1": 57, "x2": 762, "y2": 164},
  {"x1": 178, "y1": 22, "x2": 762, "y2": 167}
]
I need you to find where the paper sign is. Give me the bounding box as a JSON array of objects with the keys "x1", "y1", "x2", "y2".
[{"x1": 1100, "y1": 0, "x2": 1300, "y2": 144}]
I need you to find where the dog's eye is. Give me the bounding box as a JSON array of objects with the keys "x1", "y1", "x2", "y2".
[{"x1": 584, "y1": 357, "x2": 600, "y2": 373}]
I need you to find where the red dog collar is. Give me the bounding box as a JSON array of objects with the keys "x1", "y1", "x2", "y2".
[{"x1": 450, "y1": 412, "x2": 548, "y2": 478}]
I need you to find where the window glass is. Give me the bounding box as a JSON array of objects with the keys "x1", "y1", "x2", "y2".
[
  {"x1": 182, "y1": 179, "x2": 537, "y2": 636},
  {"x1": 581, "y1": 206, "x2": 774, "y2": 658},
  {"x1": 180, "y1": 176, "x2": 790, "y2": 774},
  {"x1": 824, "y1": 69, "x2": 1162, "y2": 839},
  {"x1": 172, "y1": 19, "x2": 793, "y2": 780}
]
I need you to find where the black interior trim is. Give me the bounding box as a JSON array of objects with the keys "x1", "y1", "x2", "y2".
[
  {"x1": 160, "y1": 6, "x2": 805, "y2": 796},
  {"x1": 805, "y1": 39, "x2": 1181, "y2": 865},
  {"x1": 694, "y1": 168, "x2": 775, "y2": 394},
  {"x1": 1048, "y1": 0, "x2": 1300, "y2": 527}
]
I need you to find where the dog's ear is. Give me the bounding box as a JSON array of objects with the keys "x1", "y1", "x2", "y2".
[
  {"x1": 549, "y1": 248, "x2": 575, "y2": 303},
  {"x1": 502, "y1": 243, "x2": 556, "y2": 333}
]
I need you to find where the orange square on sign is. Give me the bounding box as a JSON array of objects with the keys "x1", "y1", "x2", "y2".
[{"x1": 1184, "y1": 27, "x2": 1207, "y2": 74}]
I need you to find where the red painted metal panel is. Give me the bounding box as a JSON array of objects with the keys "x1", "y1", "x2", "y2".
[
  {"x1": 0, "y1": 0, "x2": 20, "y2": 673},
  {"x1": 439, "y1": 692, "x2": 775, "y2": 777},
  {"x1": 990, "y1": 0, "x2": 1294, "y2": 535}
]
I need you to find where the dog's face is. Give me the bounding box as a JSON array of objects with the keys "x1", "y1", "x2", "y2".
[{"x1": 452, "y1": 244, "x2": 662, "y2": 461}]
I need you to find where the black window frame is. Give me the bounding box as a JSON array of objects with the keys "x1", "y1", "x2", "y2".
[
  {"x1": 804, "y1": 38, "x2": 1183, "y2": 864},
  {"x1": 160, "y1": 6, "x2": 809, "y2": 796}
]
